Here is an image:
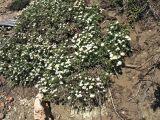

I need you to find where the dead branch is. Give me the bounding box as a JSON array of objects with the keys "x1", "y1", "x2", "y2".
[
  {"x1": 125, "y1": 51, "x2": 160, "y2": 71},
  {"x1": 108, "y1": 88, "x2": 125, "y2": 120},
  {"x1": 142, "y1": 80, "x2": 153, "y2": 101},
  {"x1": 124, "y1": 64, "x2": 140, "y2": 69},
  {"x1": 128, "y1": 83, "x2": 142, "y2": 101}
]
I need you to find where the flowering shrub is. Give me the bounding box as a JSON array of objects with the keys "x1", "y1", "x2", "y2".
[{"x1": 0, "y1": 0, "x2": 131, "y2": 110}]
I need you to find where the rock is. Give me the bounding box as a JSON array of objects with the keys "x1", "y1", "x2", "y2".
[
  {"x1": 6, "y1": 96, "x2": 14, "y2": 103},
  {"x1": 34, "y1": 93, "x2": 46, "y2": 120},
  {"x1": 7, "y1": 105, "x2": 12, "y2": 111},
  {"x1": 0, "y1": 113, "x2": 4, "y2": 119},
  {"x1": 0, "y1": 101, "x2": 4, "y2": 109},
  {"x1": 0, "y1": 19, "x2": 16, "y2": 27}
]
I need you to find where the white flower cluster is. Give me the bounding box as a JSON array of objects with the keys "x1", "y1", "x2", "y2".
[
  {"x1": 0, "y1": 0, "x2": 131, "y2": 110},
  {"x1": 68, "y1": 75, "x2": 107, "y2": 99}
]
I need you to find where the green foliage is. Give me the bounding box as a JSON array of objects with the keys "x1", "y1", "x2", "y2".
[
  {"x1": 108, "y1": 0, "x2": 123, "y2": 7},
  {"x1": 127, "y1": 0, "x2": 148, "y2": 23},
  {"x1": 0, "y1": 0, "x2": 131, "y2": 110},
  {"x1": 9, "y1": 0, "x2": 30, "y2": 11},
  {"x1": 0, "y1": 27, "x2": 12, "y2": 50},
  {"x1": 108, "y1": 0, "x2": 148, "y2": 23}
]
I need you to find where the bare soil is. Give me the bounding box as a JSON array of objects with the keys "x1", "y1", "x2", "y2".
[
  {"x1": 0, "y1": 0, "x2": 160, "y2": 120},
  {"x1": 0, "y1": 0, "x2": 22, "y2": 21}
]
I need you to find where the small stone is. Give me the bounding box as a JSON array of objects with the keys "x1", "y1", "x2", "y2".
[
  {"x1": 34, "y1": 93, "x2": 46, "y2": 120},
  {"x1": 6, "y1": 96, "x2": 14, "y2": 103},
  {"x1": 121, "y1": 110, "x2": 127, "y2": 115},
  {"x1": 0, "y1": 113, "x2": 4, "y2": 119},
  {"x1": 8, "y1": 105, "x2": 12, "y2": 111},
  {"x1": 0, "y1": 101, "x2": 4, "y2": 109}
]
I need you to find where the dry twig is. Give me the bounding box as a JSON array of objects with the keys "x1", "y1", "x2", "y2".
[
  {"x1": 108, "y1": 88, "x2": 125, "y2": 120},
  {"x1": 124, "y1": 64, "x2": 140, "y2": 69},
  {"x1": 128, "y1": 83, "x2": 142, "y2": 101}
]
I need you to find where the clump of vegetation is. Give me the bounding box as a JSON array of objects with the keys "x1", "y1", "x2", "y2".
[
  {"x1": 9, "y1": 0, "x2": 31, "y2": 11},
  {"x1": 0, "y1": 0, "x2": 131, "y2": 110},
  {"x1": 109, "y1": 0, "x2": 149, "y2": 23},
  {"x1": 0, "y1": 27, "x2": 12, "y2": 50}
]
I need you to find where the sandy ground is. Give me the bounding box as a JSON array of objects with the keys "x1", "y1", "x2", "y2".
[{"x1": 0, "y1": 0, "x2": 21, "y2": 21}]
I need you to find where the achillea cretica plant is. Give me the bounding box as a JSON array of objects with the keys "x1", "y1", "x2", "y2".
[{"x1": 0, "y1": 0, "x2": 131, "y2": 110}]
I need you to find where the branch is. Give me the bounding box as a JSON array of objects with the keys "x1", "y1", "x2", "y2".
[{"x1": 108, "y1": 88, "x2": 125, "y2": 120}]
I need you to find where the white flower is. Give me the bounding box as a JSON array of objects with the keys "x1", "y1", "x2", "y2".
[
  {"x1": 115, "y1": 21, "x2": 119, "y2": 24},
  {"x1": 109, "y1": 52, "x2": 113, "y2": 58},
  {"x1": 108, "y1": 31, "x2": 112, "y2": 35},
  {"x1": 79, "y1": 76, "x2": 82, "y2": 79},
  {"x1": 93, "y1": 46, "x2": 97, "y2": 49},
  {"x1": 40, "y1": 78, "x2": 45, "y2": 81},
  {"x1": 101, "y1": 43, "x2": 105, "y2": 47},
  {"x1": 110, "y1": 26, "x2": 114, "y2": 29},
  {"x1": 84, "y1": 82, "x2": 89, "y2": 86},
  {"x1": 67, "y1": 96, "x2": 71, "y2": 100},
  {"x1": 117, "y1": 61, "x2": 122, "y2": 66},
  {"x1": 61, "y1": 62, "x2": 64, "y2": 66},
  {"x1": 118, "y1": 40, "x2": 122, "y2": 44},
  {"x1": 110, "y1": 55, "x2": 118, "y2": 60},
  {"x1": 115, "y1": 43, "x2": 118, "y2": 46},
  {"x1": 55, "y1": 64, "x2": 59, "y2": 68},
  {"x1": 88, "y1": 78, "x2": 92, "y2": 80},
  {"x1": 91, "y1": 78, "x2": 95, "y2": 81},
  {"x1": 100, "y1": 86, "x2": 104, "y2": 89},
  {"x1": 43, "y1": 81, "x2": 47, "y2": 85},
  {"x1": 77, "y1": 94, "x2": 82, "y2": 98},
  {"x1": 79, "y1": 82, "x2": 83, "y2": 86},
  {"x1": 82, "y1": 86, "x2": 86, "y2": 90},
  {"x1": 89, "y1": 85, "x2": 93, "y2": 89},
  {"x1": 42, "y1": 88, "x2": 47, "y2": 93},
  {"x1": 54, "y1": 94, "x2": 57, "y2": 97},
  {"x1": 58, "y1": 74, "x2": 63, "y2": 79},
  {"x1": 75, "y1": 52, "x2": 78, "y2": 55},
  {"x1": 91, "y1": 83, "x2": 94, "y2": 85},
  {"x1": 47, "y1": 66, "x2": 52, "y2": 70},
  {"x1": 96, "y1": 77, "x2": 100, "y2": 81},
  {"x1": 96, "y1": 82, "x2": 101, "y2": 86},
  {"x1": 122, "y1": 44, "x2": 126, "y2": 47},
  {"x1": 79, "y1": 47, "x2": 83, "y2": 51},
  {"x1": 116, "y1": 47, "x2": 120, "y2": 51},
  {"x1": 115, "y1": 34, "x2": 118, "y2": 37},
  {"x1": 51, "y1": 89, "x2": 57, "y2": 94},
  {"x1": 36, "y1": 68, "x2": 40, "y2": 72},
  {"x1": 125, "y1": 35, "x2": 131, "y2": 41},
  {"x1": 105, "y1": 72, "x2": 109, "y2": 76},
  {"x1": 90, "y1": 94, "x2": 95, "y2": 98},
  {"x1": 70, "y1": 91, "x2": 74, "y2": 93},
  {"x1": 120, "y1": 52, "x2": 125, "y2": 56},
  {"x1": 60, "y1": 81, "x2": 63, "y2": 85}
]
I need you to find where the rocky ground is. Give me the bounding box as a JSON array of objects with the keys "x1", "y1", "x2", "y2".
[{"x1": 0, "y1": 0, "x2": 160, "y2": 120}]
